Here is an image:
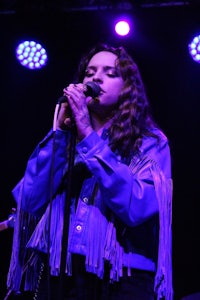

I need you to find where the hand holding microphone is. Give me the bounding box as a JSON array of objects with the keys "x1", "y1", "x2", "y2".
[
  {"x1": 56, "y1": 82, "x2": 101, "y2": 140},
  {"x1": 58, "y1": 81, "x2": 101, "y2": 104}
]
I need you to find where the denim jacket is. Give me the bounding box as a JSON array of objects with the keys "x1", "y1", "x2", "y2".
[{"x1": 7, "y1": 128, "x2": 173, "y2": 299}]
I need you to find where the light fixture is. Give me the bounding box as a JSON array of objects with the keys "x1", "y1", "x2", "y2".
[
  {"x1": 188, "y1": 35, "x2": 200, "y2": 64},
  {"x1": 115, "y1": 20, "x2": 131, "y2": 36},
  {"x1": 16, "y1": 40, "x2": 48, "y2": 70}
]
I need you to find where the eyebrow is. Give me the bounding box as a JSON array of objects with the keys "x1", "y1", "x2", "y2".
[{"x1": 86, "y1": 66, "x2": 117, "y2": 71}]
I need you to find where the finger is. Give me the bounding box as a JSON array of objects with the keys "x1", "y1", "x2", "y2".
[{"x1": 64, "y1": 118, "x2": 72, "y2": 127}]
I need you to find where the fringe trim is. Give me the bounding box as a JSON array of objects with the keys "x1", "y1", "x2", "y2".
[
  {"x1": 7, "y1": 208, "x2": 39, "y2": 292},
  {"x1": 129, "y1": 155, "x2": 173, "y2": 299},
  {"x1": 151, "y1": 163, "x2": 173, "y2": 300},
  {"x1": 85, "y1": 206, "x2": 107, "y2": 278},
  {"x1": 130, "y1": 155, "x2": 173, "y2": 299},
  {"x1": 104, "y1": 221, "x2": 156, "y2": 282},
  {"x1": 26, "y1": 192, "x2": 73, "y2": 277}
]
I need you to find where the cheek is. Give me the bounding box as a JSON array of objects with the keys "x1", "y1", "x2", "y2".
[
  {"x1": 104, "y1": 91, "x2": 120, "y2": 106},
  {"x1": 108, "y1": 82, "x2": 123, "y2": 99}
]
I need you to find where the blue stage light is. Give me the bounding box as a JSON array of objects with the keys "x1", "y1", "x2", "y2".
[
  {"x1": 16, "y1": 40, "x2": 48, "y2": 69},
  {"x1": 188, "y1": 35, "x2": 200, "y2": 64}
]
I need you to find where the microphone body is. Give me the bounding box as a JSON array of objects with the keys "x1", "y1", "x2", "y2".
[{"x1": 57, "y1": 81, "x2": 101, "y2": 104}]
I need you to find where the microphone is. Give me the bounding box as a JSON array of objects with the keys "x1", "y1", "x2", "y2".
[{"x1": 57, "y1": 81, "x2": 101, "y2": 104}]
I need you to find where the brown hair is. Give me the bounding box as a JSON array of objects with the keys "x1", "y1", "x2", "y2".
[{"x1": 76, "y1": 43, "x2": 159, "y2": 159}]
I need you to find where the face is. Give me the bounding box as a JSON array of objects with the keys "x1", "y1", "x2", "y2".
[{"x1": 83, "y1": 51, "x2": 124, "y2": 116}]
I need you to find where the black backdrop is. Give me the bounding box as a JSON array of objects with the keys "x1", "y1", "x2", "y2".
[{"x1": 0, "y1": 5, "x2": 200, "y2": 300}]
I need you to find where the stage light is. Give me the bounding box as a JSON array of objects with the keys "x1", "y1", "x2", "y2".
[
  {"x1": 115, "y1": 20, "x2": 130, "y2": 36},
  {"x1": 16, "y1": 40, "x2": 48, "y2": 69},
  {"x1": 188, "y1": 34, "x2": 200, "y2": 64}
]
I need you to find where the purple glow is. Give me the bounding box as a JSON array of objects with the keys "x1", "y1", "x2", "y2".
[
  {"x1": 115, "y1": 20, "x2": 130, "y2": 36},
  {"x1": 16, "y1": 40, "x2": 48, "y2": 69},
  {"x1": 188, "y1": 35, "x2": 200, "y2": 63}
]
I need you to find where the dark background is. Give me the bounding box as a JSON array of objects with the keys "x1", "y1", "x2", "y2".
[{"x1": 0, "y1": 3, "x2": 200, "y2": 300}]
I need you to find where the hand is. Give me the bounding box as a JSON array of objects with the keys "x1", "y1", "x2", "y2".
[
  {"x1": 0, "y1": 208, "x2": 16, "y2": 232},
  {"x1": 62, "y1": 83, "x2": 93, "y2": 140},
  {"x1": 7, "y1": 208, "x2": 16, "y2": 228},
  {"x1": 56, "y1": 101, "x2": 73, "y2": 130}
]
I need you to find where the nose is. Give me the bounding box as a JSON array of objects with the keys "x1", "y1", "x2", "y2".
[{"x1": 92, "y1": 70, "x2": 103, "y2": 84}]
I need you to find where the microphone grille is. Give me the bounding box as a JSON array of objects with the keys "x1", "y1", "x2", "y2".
[{"x1": 85, "y1": 81, "x2": 101, "y2": 98}]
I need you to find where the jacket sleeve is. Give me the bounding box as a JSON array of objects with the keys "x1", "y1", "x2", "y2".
[
  {"x1": 12, "y1": 129, "x2": 70, "y2": 217},
  {"x1": 7, "y1": 129, "x2": 70, "y2": 292},
  {"x1": 76, "y1": 130, "x2": 171, "y2": 227}
]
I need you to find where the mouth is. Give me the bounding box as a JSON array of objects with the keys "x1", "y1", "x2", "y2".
[{"x1": 99, "y1": 88, "x2": 105, "y2": 95}]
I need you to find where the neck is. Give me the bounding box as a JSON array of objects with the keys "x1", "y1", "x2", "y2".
[{"x1": 90, "y1": 113, "x2": 111, "y2": 136}]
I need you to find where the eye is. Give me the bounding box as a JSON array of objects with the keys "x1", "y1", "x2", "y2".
[
  {"x1": 84, "y1": 69, "x2": 95, "y2": 77},
  {"x1": 104, "y1": 66, "x2": 121, "y2": 78},
  {"x1": 106, "y1": 70, "x2": 120, "y2": 78},
  {"x1": 107, "y1": 73, "x2": 118, "y2": 78}
]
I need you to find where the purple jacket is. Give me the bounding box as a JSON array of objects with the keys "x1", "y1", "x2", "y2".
[{"x1": 7, "y1": 128, "x2": 173, "y2": 299}]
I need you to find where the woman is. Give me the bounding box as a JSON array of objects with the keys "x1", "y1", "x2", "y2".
[{"x1": 6, "y1": 44, "x2": 173, "y2": 300}]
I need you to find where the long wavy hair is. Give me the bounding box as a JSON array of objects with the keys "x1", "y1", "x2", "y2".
[{"x1": 76, "y1": 43, "x2": 159, "y2": 159}]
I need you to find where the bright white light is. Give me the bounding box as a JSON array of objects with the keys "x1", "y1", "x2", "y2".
[
  {"x1": 16, "y1": 40, "x2": 48, "y2": 69},
  {"x1": 30, "y1": 41, "x2": 36, "y2": 46},
  {"x1": 188, "y1": 34, "x2": 200, "y2": 64},
  {"x1": 115, "y1": 20, "x2": 130, "y2": 36}
]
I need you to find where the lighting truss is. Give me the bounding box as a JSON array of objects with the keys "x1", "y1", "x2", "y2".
[{"x1": 0, "y1": 0, "x2": 200, "y2": 14}]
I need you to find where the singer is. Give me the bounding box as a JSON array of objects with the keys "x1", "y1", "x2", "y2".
[{"x1": 6, "y1": 43, "x2": 173, "y2": 300}]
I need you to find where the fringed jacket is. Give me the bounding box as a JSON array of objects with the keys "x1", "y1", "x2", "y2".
[{"x1": 7, "y1": 128, "x2": 173, "y2": 300}]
